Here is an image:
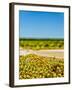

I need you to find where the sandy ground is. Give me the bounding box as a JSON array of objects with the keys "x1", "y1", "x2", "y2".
[{"x1": 20, "y1": 48, "x2": 64, "y2": 58}]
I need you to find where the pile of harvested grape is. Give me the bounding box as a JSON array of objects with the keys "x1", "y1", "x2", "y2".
[{"x1": 19, "y1": 54, "x2": 64, "y2": 79}]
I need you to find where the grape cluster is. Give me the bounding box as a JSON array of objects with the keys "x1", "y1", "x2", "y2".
[{"x1": 19, "y1": 54, "x2": 64, "y2": 79}]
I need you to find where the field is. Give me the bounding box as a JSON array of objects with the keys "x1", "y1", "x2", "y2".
[
  {"x1": 19, "y1": 39, "x2": 64, "y2": 79},
  {"x1": 20, "y1": 39, "x2": 64, "y2": 50}
]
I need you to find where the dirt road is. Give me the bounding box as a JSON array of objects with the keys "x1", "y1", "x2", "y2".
[{"x1": 20, "y1": 48, "x2": 64, "y2": 58}]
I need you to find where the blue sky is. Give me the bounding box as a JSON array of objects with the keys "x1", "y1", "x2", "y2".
[{"x1": 19, "y1": 10, "x2": 64, "y2": 39}]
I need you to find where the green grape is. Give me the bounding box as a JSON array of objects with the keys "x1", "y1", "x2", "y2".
[{"x1": 19, "y1": 54, "x2": 64, "y2": 79}]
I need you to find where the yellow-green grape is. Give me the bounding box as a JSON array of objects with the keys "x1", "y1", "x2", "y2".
[{"x1": 19, "y1": 54, "x2": 64, "y2": 79}]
